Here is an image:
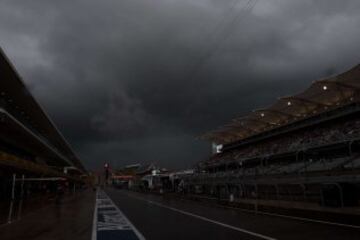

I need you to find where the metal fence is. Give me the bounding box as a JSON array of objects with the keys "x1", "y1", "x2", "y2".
[
  {"x1": 0, "y1": 174, "x2": 81, "y2": 225},
  {"x1": 181, "y1": 173, "x2": 360, "y2": 209}
]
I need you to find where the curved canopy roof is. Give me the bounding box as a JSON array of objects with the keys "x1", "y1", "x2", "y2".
[
  {"x1": 0, "y1": 48, "x2": 85, "y2": 172},
  {"x1": 201, "y1": 64, "x2": 360, "y2": 144}
]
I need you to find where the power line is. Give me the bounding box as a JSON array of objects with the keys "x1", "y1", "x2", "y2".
[
  {"x1": 183, "y1": 0, "x2": 259, "y2": 118},
  {"x1": 186, "y1": 0, "x2": 259, "y2": 83}
]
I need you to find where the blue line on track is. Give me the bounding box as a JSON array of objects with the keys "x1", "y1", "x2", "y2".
[{"x1": 92, "y1": 189, "x2": 145, "y2": 240}]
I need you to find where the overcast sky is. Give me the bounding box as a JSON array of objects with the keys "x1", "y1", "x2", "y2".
[{"x1": 1, "y1": 0, "x2": 360, "y2": 170}]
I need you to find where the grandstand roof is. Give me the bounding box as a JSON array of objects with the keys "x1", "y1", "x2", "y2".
[
  {"x1": 201, "y1": 63, "x2": 360, "y2": 144},
  {"x1": 0, "y1": 48, "x2": 85, "y2": 172}
]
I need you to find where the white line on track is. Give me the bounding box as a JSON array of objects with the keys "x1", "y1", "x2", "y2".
[
  {"x1": 123, "y1": 192, "x2": 277, "y2": 240},
  {"x1": 223, "y1": 205, "x2": 360, "y2": 230},
  {"x1": 160, "y1": 195, "x2": 360, "y2": 230},
  {"x1": 91, "y1": 189, "x2": 98, "y2": 240}
]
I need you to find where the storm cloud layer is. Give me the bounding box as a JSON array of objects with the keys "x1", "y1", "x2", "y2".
[{"x1": 1, "y1": 0, "x2": 360, "y2": 170}]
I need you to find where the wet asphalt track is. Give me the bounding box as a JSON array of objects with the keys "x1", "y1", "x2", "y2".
[
  {"x1": 0, "y1": 190, "x2": 95, "y2": 240},
  {"x1": 106, "y1": 188, "x2": 360, "y2": 240}
]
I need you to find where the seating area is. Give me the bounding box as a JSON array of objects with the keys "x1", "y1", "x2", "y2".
[
  {"x1": 192, "y1": 65, "x2": 360, "y2": 208},
  {"x1": 344, "y1": 157, "x2": 360, "y2": 169},
  {"x1": 231, "y1": 118, "x2": 360, "y2": 161},
  {"x1": 202, "y1": 115, "x2": 360, "y2": 174},
  {"x1": 200, "y1": 155, "x2": 359, "y2": 180},
  {"x1": 268, "y1": 162, "x2": 305, "y2": 175},
  {"x1": 300, "y1": 157, "x2": 350, "y2": 172}
]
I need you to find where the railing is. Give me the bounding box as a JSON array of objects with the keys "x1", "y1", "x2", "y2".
[
  {"x1": 205, "y1": 137, "x2": 360, "y2": 170},
  {"x1": 224, "y1": 102, "x2": 360, "y2": 151},
  {"x1": 0, "y1": 107, "x2": 73, "y2": 166},
  {"x1": 0, "y1": 152, "x2": 63, "y2": 176},
  {"x1": 0, "y1": 174, "x2": 84, "y2": 225},
  {"x1": 0, "y1": 151, "x2": 83, "y2": 183}
]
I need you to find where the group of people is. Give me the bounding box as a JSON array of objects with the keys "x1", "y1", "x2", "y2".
[{"x1": 206, "y1": 118, "x2": 360, "y2": 166}]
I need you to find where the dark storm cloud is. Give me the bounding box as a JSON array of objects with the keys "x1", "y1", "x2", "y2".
[{"x1": 0, "y1": 0, "x2": 360, "y2": 169}]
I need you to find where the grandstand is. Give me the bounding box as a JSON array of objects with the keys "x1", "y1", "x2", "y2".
[
  {"x1": 0, "y1": 48, "x2": 86, "y2": 223},
  {"x1": 188, "y1": 64, "x2": 360, "y2": 209}
]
